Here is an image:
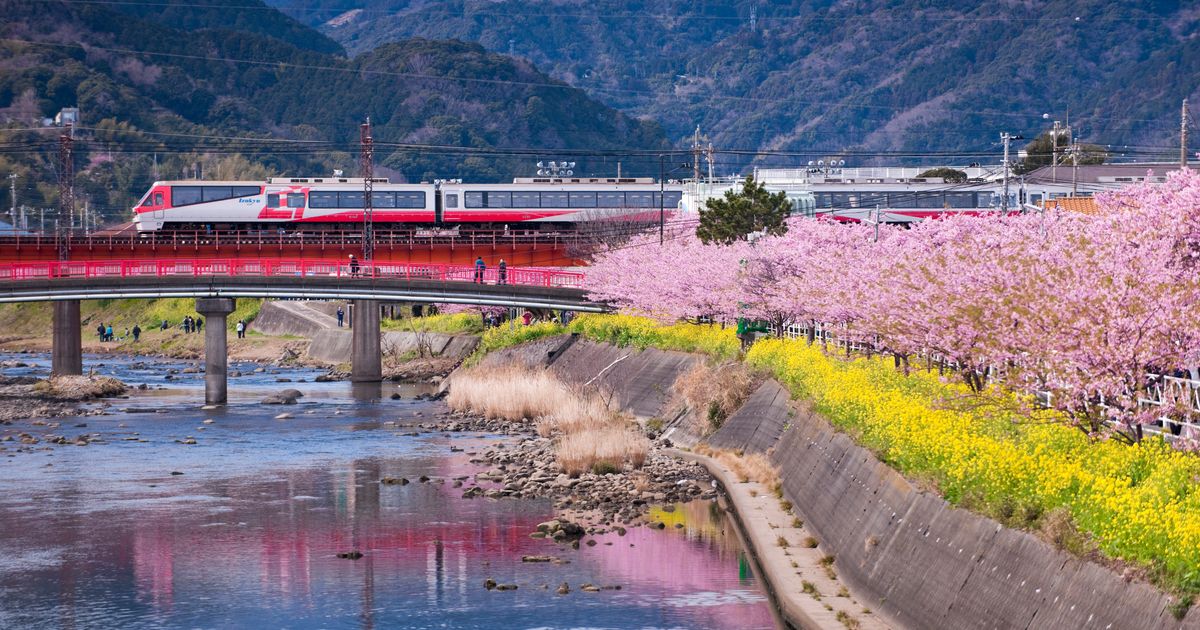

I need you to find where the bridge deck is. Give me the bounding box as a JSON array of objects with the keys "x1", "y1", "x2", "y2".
[{"x1": 0, "y1": 258, "x2": 601, "y2": 311}]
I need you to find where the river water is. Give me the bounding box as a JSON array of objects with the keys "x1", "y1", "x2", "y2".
[{"x1": 0, "y1": 353, "x2": 780, "y2": 629}]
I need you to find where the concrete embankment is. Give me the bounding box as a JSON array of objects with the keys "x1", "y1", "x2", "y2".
[
  {"x1": 252, "y1": 301, "x2": 479, "y2": 366},
  {"x1": 481, "y1": 336, "x2": 1200, "y2": 630}
]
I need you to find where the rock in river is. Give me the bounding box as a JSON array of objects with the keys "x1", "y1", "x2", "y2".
[{"x1": 261, "y1": 389, "x2": 303, "y2": 405}]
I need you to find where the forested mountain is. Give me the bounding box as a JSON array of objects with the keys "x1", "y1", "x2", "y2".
[
  {"x1": 283, "y1": 0, "x2": 1200, "y2": 165},
  {"x1": 0, "y1": 0, "x2": 666, "y2": 224}
]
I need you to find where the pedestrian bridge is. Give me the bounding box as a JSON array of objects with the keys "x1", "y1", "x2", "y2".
[{"x1": 0, "y1": 258, "x2": 604, "y2": 404}]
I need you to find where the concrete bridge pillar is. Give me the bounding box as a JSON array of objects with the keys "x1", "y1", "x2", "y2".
[
  {"x1": 351, "y1": 299, "x2": 382, "y2": 382},
  {"x1": 196, "y1": 297, "x2": 236, "y2": 405},
  {"x1": 51, "y1": 300, "x2": 82, "y2": 376}
]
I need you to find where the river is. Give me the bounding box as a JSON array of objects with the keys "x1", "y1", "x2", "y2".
[{"x1": 0, "y1": 353, "x2": 781, "y2": 629}]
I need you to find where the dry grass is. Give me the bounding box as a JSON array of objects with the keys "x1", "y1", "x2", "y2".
[
  {"x1": 448, "y1": 364, "x2": 648, "y2": 477},
  {"x1": 447, "y1": 365, "x2": 578, "y2": 421},
  {"x1": 557, "y1": 424, "x2": 650, "y2": 476},
  {"x1": 695, "y1": 444, "x2": 781, "y2": 485},
  {"x1": 672, "y1": 361, "x2": 758, "y2": 433},
  {"x1": 33, "y1": 375, "x2": 127, "y2": 400}
]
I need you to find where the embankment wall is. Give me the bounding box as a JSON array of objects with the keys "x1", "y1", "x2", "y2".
[{"x1": 484, "y1": 337, "x2": 1199, "y2": 630}]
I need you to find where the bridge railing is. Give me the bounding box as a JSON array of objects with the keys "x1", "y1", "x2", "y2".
[
  {"x1": 0, "y1": 228, "x2": 589, "y2": 249},
  {"x1": 0, "y1": 258, "x2": 585, "y2": 289}
]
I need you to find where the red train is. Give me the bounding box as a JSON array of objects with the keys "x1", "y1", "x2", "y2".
[{"x1": 132, "y1": 177, "x2": 686, "y2": 232}]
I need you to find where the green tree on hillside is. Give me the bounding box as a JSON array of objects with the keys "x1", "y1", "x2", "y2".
[
  {"x1": 917, "y1": 167, "x2": 968, "y2": 182},
  {"x1": 1017, "y1": 131, "x2": 1108, "y2": 174},
  {"x1": 696, "y1": 176, "x2": 790, "y2": 245}
]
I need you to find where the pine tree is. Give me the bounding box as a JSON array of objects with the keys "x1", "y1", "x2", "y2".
[{"x1": 696, "y1": 176, "x2": 791, "y2": 245}]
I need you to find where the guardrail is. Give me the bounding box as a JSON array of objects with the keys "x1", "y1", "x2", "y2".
[
  {"x1": 0, "y1": 258, "x2": 585, "y2": 289},
  {"x1": 0, "y1": 228, "x2": 591, "y2": 249}
]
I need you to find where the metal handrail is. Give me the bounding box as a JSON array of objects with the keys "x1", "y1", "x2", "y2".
[{"x1": 0, "y1": 258, "x2": 585, "y2": 289}]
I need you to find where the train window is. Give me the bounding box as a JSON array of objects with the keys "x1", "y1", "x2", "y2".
[
  {"x1": 512, "y1": 192, "x2": 540, "y2": 208},
  {"x1": 813, "y1": 193, "x2": 833, "y2": 207},
  {"x1": 944, "y1": 193, "x2": 976, "y2": 208},
  {"x1": 915, "y1": 193, "x2": 943, "y2": 209},
  {"x1": 650, "y1": 192, "x2": 681, "y2": 208},
  {"x1": 287, "y1": 193, "x2": 305, "y2": 208},
  {"x1": 885, "y1": 192, "x2": 914, "y2": 207},
  {"x1": 569, "y1": 192, "x2": 596, "y2": 208},
  {"x1": 858, "y1": 192, "x2": 888, "y2": 208},
  {"x1": 485, "y1": 192, "x2": 511, "y2": 208},
  {"x1": 396, "y1": 192, "x2": 426, "y2": 208},
  {"x1": 233, "y1": 186, "x2": 260, "y2": 197},
  {"x1": 371, "y1": 192, "x2": 396, "y2": 208},
  {"x1": 154, "y1": 193, "x2": 163, "y2": 206},
  {"x1": 626, "y1": 192, "x2": 652, "y2": 207},
  {"x1": 444, "y1": 193, "x2": 459, "y2": 209},
  {"x1": 465, "y1": 192, "x2": 484, "y2": 208},
  {"x1": 267, "y1": 194, "x2": 281, "y2": 208},
  {"x1": 597, "y1": 192, "x2": 624, "y2": 207},
  {"x1": 202, "y1": 186, "x2": 233, "y2": 202},
  {"x1": 171, "y1": 186, "x2": 203, "y2": 206},
  {"x1": 339, "y1": 191, "x2": 365, "y2": 208},
  {"x1": 829, "y1": 193, "x2": 855, "y2": 208},
  {"x1": 309, "y1": 191, "x2": 338, "y2": 208},
  {"x1": 541, "y1": 192, "x2": 568, "y2": 207}
]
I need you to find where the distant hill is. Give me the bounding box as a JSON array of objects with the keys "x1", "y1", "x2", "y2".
[
  {"x1": 0, "y1": 0, "x2": 667, "y2": 223},
  {"x1": 286, "y1": 0, "x2": 1200, "y2": 166}
]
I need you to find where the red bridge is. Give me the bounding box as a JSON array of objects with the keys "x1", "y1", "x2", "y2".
[{"x1": 0, "y1": 228, "x2": 589, "y2": 267}]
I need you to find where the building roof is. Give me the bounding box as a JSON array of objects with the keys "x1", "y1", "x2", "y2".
[
  {"x1": 1040, "y1": 196, "x2": 1098, "y2": 214},
  {"x1": 1024, "y1": 162, "x2": 1185, "y2": 186}
]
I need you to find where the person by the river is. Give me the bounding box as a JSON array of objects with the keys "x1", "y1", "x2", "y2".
[
  {"x1": 474, "y1": 256, "x2": 485, "y2": 283},
  {"x1": 236, "y1": 319, "x2": 246, "y2": 339},
  {"x1": 336, "y1": 307, "x2": 344, "y2": 327},
  {"x1": 498, "y1": 259, "x2": 507, "y2": 285},
  {"x1": 131, "y1": 324, "x2": 141, "y2": 342},
  {"x1": 183, "y1": 316, "x2": 192, "y2": 334},
  {"x1": 522, "y1": 310, "x2": 533, "y2": 326},
  {"x1": 105, "y1": 324, "x2": 113, "y2": 342},
  {"x1": 96, "y1": 323, "x2": 105, "y2": 342},
  {"x1": 196, "y1": 317, "x2": 203, "y2": 333},
  {"x1": 160, "y1": 319, "x2": 168, "y2": 331}
]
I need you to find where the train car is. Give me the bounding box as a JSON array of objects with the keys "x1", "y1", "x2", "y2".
[
  {"x1": 132, "y1": 177, "x2": 436, "y2": 232},
  {"x1": 437, "y1": 177, "x2": 685, "y2": 230},
  {"x1": 131, "y1": 176, "x2": 688, "y2": 232}
]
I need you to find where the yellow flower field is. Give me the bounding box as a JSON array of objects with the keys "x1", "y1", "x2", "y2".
[{"x1": 560, "y1": 315, "x2": 1200, "y2": 596}]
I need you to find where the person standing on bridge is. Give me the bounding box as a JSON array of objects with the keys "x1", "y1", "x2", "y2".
[
  {"x1": 132, "y1": 324, "x2": 141, "y2": 342},
  {"x1": 474, "y1": 256, "x2": 485, "y2": 283},
  {"x1": 498, "y1": 259, "x2": 507, "y2": 285},
  {"x1": 349, "y1": 254, "x2": 360, "y2": 277},
  {"x1": 336, "y1": 306, "x2": 344, "y2": 327}
]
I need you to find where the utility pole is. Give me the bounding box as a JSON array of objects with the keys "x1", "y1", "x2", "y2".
[
  {"x1": 57, "y1": 124, "x2": 74, "y2": 259},
  {"x1": 1001, "y1": 132, "x2": 1013, "y2": 213},
  {"x1": 360, "y1": 118, "x2": 374, "y2": 262},
  {"x1": 705, "y1": 142, "x2": 715, "y2": 181},
  {"x1": 692, "y1": 126, "x2": 702, "y2": 181},
  {"x1": 8, "y1": 173, "x2": 16, "y2": 230},
  {"x1": 1071, "y1": 135, "x2": 1079, "y2": 196},
  {"x1": 1051, "y1": 120, "x2": 1061, "y2": 183},
  {"x1": 1183, "y1": 98, "x2": 1190, "y2": 169}
]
